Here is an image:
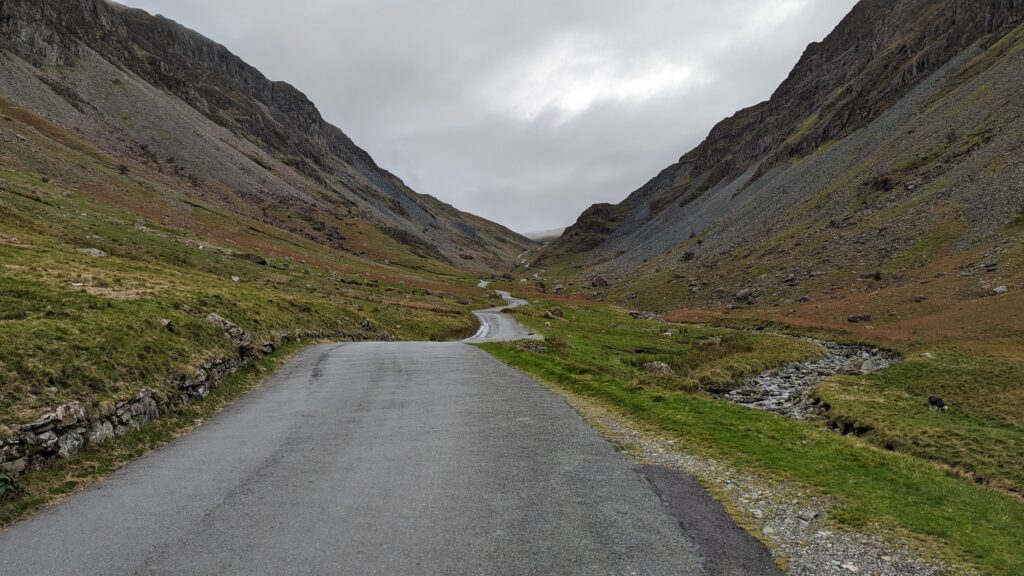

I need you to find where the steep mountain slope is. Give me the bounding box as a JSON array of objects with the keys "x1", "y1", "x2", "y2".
[
  {"x1": 0, "y1": 0, "x2": 532, "y2": 272},
  {"x1": 542, "y1": 0, "x2": 1024, "y2": 308}
]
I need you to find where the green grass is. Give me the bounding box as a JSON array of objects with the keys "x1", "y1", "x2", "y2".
[
  {"x1": 815, "y1": 347, "x2": 1024, "y2": 493},
  {"x1": 0, "y1": 159, "x2": 485, "y2": 428},
  {"x1": 481, "y1": 302, "x2": 1024, "y2": 575}
]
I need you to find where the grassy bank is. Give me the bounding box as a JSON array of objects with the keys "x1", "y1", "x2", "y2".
[
  {"x1": 814, "y1": 347, "x2": 1024, "y2": 493},
  {"x1": 0, "y1": 339, "x2": 308, "y2": 526},
  {"x1": 480, "y1": 302, "x2": 1024, "y2": 575},
  {"x1": 0, "y1": 165, "x2": 486, "y2": 430}
]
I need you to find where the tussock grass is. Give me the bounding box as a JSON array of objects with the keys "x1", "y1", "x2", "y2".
[{"x1": 815, "y1": 347, "x2": 1024, "y2": 494}]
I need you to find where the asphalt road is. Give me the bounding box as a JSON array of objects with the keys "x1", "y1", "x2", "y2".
[
  {"x1": 463, "y1": 290, "x2": 541, "y2": 343},
  {"x1": 0, "y1": 298, "x2": 779, "y2": 576}
]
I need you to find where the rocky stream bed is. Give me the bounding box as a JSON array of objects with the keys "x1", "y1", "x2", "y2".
[{"x1": 716, "y1": 339, "x2": 898, "y2": 420}]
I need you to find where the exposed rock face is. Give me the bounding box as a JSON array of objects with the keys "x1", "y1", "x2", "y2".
[
  {"x1": 541, "y1": 0, "x2": 1024, "y2": 297},
  {"x1": 0, "y1": 0, "x2": 533, "y2": 270}
]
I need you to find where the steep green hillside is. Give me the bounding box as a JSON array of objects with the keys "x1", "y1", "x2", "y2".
[
  {"x1": 0, "y1": 94, "x2": 492, "y2": 432},
  {"x1": 0, "y1": 0, "x2": 533, "y2": 271}
]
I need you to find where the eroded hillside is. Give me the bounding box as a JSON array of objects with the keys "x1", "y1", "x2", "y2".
[{"x1": 542, "y1": 0, "x2": 1024, "y2": 313}]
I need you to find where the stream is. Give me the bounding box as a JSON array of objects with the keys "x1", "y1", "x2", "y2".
[{"x1": 715, "y1": 340, "x2": 897, "y2": 420}]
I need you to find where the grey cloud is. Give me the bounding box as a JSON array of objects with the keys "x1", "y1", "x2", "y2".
[{"x1": 123, "y1": 0, "x2": 858, "y2": 232}]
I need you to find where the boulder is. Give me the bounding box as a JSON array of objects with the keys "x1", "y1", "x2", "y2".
[
  {"x1": 860, "y1": 357, "x2": 891, "y2": 373},
  {"x1": 847, "y1": 314, "x2": 872, "y2": 323},
  {"x1": 643, "y1": 361, "x2": 675, "y2": 376},
  {"x1": 76, "y1": 248, "x2": 108, "y2": 258},
  {"x1": 735, "y1": 289, "x2": 759, "y2": 305},
  {"x1": 544, "y1": 307, "x2": 564, "y2": 320},
  {"x1": 591, "y1": 276, "x2": 609, "y2": 288},
  {"x1": 1, "y1": 458, "x2": 26, "y2": 474},
  {"x1": 838, "y1": 357, "x2": 866, "y2": 375},
  {"x1": 28, "y1": 431, "x2": 59, "y2": 449},
  {"x1": 21, "y1": 412, "x2": 57, "y2": 434}
]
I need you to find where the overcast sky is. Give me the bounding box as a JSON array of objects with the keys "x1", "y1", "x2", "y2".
[{"x1": 123, "y1": 0, "x2": 857, "y2": 234}]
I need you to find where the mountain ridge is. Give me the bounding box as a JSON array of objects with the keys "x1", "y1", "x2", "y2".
[
  {"x1": 0, "y1": 0, "x2": 532, "y2": 271},
  {"x1": 542, "y1": 0, "x2": 1024, "y2": 309}
]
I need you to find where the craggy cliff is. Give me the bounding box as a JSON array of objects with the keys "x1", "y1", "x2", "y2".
[{"x1": 544, "y1": 0, "x2": 1024, "y2": 308}]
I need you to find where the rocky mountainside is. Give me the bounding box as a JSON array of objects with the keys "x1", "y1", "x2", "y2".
[
  {"x1": 542, "y1": 0, "x2": 1024, "y2": 309},
  {"x1": 0, "y1": 0, "x2": 532, "y2": 271}
]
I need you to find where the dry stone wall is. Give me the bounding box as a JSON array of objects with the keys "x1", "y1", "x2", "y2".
[{"x1": 0, "y1": 314, "x2": 395, "y2": 475}]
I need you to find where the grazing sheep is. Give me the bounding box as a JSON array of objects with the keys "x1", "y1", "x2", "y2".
[{"x1": 928, "y1": 396, "x2": 948, "y2": 412}]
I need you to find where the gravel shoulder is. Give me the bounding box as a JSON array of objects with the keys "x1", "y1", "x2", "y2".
[{"x1": 542, "y1": 383, "x2": 968, "y2": 576}]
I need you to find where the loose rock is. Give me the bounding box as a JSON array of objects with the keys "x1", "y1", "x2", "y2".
[{"x1": 76, "y1": 248, "x2": 108, "y2": 258}]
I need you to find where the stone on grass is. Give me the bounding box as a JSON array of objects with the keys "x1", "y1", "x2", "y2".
[{"x1": 643, "y1": 361, "x2": 675, "y2": 376}]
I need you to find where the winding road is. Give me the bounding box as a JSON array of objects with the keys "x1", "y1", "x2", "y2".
[
  {"x1": 463, "y1": 290, "x2": 541, "y2": 343},
  {"x1": 0, "y1": 291, "x2": 778, "y2": 576}
]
